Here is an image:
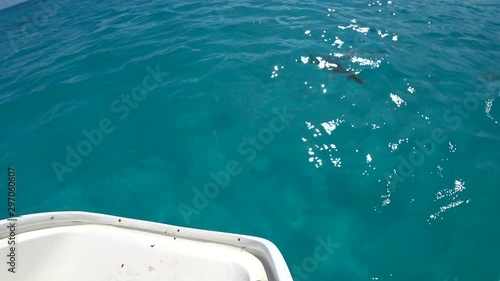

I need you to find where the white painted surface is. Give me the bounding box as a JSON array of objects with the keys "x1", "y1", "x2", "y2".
[{"x1": 0, "y1": 212, "x2": 293, "y2": 281}]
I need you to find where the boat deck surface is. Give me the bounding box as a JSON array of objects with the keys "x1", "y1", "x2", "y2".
[{"x1": 0, "y1": 212, "x2": 292, "y2": 281}]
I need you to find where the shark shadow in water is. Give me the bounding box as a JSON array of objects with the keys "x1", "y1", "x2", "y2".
[{"x1": 306, "y1": 51, "x2": 366, "y2": 84}]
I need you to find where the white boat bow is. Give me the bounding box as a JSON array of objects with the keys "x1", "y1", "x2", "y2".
[{"x1": 0, "y1": 211, "x2": 292, "y2": 281}]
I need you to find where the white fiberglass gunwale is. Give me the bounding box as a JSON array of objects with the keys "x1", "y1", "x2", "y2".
[{"x1": 0, "y1": 211, "x2": 292, "y2": 281}]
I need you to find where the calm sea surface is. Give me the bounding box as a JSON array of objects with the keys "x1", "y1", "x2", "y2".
[{"x1": 1, "y1": 0, "x2": 499, "y2": 280}]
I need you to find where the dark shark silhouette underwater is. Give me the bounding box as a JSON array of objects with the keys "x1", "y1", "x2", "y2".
[{"x1": 305, "y1": 51, "x2": 367, "y2": 84}]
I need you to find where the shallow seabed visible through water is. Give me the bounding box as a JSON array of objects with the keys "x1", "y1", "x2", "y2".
[{"x1": 0, "y1": 0, "x2": 499, "y2": 280}]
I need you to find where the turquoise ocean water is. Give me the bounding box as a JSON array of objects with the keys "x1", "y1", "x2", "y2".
[{"x1": 1, "y1": 0, "x2": 500, "y2": 280}]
